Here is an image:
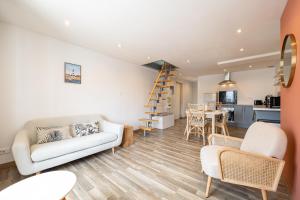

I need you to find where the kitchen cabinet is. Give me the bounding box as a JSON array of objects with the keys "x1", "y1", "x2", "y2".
[{"x1": 233, "y1": 105, "x2": 254, "y2": 128}]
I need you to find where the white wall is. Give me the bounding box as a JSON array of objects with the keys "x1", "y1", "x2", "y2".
[
  {"x1": 0, "y1": 23, "x2": 157, "y2": 164},
  {"x1": 198, "y1": 68, "x2": 279, "y2": 105},
  {"x1": 174, "y1": 80, "x2": 197, "y2": 118}
]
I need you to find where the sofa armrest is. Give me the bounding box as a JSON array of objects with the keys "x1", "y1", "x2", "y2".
[
  {"x1": 218, "y1": 148, "x2": 285, "y2": 192},
  {"x1": 208, "y1": 134, "x2": 243, "y2": 149},
  {"x1": 12, "y1": 130, "x2": 34, "y2": 175},
  {"x1": 101, "y1": 120, "x2": 124, "y2": 146}
]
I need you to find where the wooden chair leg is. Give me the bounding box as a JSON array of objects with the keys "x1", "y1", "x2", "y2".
[
  {"x1": 202, "y1": 132, "x2": 205, "y2": 146},
  {"x1": 184, "y1": 120, "x2": 189, "y2": 136},
  {"x1": 186, "y1": 126, "x2": 192, "y2": 141},
  {"x1": 186, "y1": 131, "x2": 190, "y2": 141},
  {"x1": 205, "y1": 176, "x2": 212, "y2": 198},
  {"x1": 225, "y1": 125, "x2": 229, "y2": 136},
  {"x1": 112, "y1": 147, "x2": 115, "y2": 154},
  {"x1": 221, "y1": 125, "x2": 226, "y2": 136},
  {"x1": 261, "y1": 190, "x2": 268, "y2": 200}
]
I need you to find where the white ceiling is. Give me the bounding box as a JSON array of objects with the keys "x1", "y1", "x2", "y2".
[{"x1": 0, "y1": 0, "x2": 287, "y2": 78}]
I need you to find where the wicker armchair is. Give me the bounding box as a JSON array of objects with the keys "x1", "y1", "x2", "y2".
[{"x1": 200, "y1": 122, "x2": 287, "y2": 200}]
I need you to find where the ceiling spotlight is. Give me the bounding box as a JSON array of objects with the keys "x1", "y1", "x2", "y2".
[
  {"x1": 117, "y1": 43, "x2": 122, "y2": 48},
  {"x1": 240, "y1": 48, "x2": 244, "y2": 52},
  {"x1": 186, "y1": 59, "x2": 191, "y2": 64},
  {"x1": 64, "y1": 20, "x2": 70, "y2": 27},
  {"x1": 249, "y1": 65, "x2": 253, "y2": 68},
  {"x1": 236, "y1": 28, "x2": 242, "y2": 34},
  {"x1": 147, "y1": 56, "x2": 151, "y2": 60}
]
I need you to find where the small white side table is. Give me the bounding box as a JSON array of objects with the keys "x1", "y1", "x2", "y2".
[{"x1": 0, "y1": 171, "x2": 76, "y2": 200}]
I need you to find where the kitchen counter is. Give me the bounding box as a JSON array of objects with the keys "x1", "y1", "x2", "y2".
[
  {"x1": 253, "y1": 105, "x2": 280, "y2": 112},
  {"x1": 253, "y1": 105, "x2": 280, "y2": 123}
]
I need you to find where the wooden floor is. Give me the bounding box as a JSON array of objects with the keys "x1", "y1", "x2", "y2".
[{"x1": 0, "y1": 119, "x2": 290, "y2": 200}]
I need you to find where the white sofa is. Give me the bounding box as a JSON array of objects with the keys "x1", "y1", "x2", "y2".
[{"x1": 12, "y1": 114, "x2": 124, "y2": 175}]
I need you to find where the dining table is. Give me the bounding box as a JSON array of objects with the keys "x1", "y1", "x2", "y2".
[{"x1": 204, "y1": 110, "x2": 224, "y2": 134}]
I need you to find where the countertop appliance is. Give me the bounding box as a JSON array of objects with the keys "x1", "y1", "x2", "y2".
[
  {"x1": 254, "y1": 100, "x2": 263, "y2": 105},
  {"x1": 270, "y1": 96, "x2": 280, "y2": 108},
  {"x1": 265, "y1": 95, "x2": 280, "y2": 108}
]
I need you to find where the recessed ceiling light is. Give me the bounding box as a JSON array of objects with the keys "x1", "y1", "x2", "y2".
[
  {"x1": 64, "y1": 20, "x2": 70, "y2": 27},
  {"x1": 117, "y1": 43, "x2": 122, "y2": 48},
  {"x1": 240, "y1": 48, "x2": 244, "y2": 52},
  {"x1": 147, "y1": 56, "x2": 151, "y2": 60},
  {"x1": 236, "y1": 28, "x2": 242, "y2": 34},
  {"x1": 186, "y1": 59, "x2": 191, "y2": 64},
  {"x1": 249, "y1": 65, "x2": 253, "y2": 68}
]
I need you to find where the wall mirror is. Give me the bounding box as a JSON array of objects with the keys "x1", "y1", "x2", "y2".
[{"x1": 280, "y1": 34, "x2": 297, "y2": 87}]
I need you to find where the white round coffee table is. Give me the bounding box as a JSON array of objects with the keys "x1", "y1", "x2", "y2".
[{"x1": 0, "y1": 171, "x2": 76, "y2": 200}]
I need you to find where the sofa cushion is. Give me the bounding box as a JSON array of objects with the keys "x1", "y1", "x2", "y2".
[
  {"x1": 31, "y1": 132, "x2": 117, "y2": 162},
  {"x1": 70, "y1": 121, "x2": 100, "y2": 137},
  {"x1": 36, "y1": 126, "x2": 72, "y2": 144},
  {"x1": 200, "y1": 145, "x2": 224, "y2": 179}
]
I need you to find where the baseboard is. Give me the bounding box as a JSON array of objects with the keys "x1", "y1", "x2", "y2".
[{"x1": 0, "y1": 153, "x2": 14, "y2": 165}]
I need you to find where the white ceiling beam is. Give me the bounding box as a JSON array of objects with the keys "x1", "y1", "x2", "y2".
[{"x1": 217, "y1": 51, "x2": 280, "y2": 66}]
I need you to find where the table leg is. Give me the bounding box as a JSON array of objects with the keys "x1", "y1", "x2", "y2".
[{"x1": 212, "y1": 115, "x2": 215, "y2": 134}]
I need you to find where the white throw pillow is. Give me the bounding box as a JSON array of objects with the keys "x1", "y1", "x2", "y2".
[
  {"x1": 36, "y1": 126, "x2": 72, "y2": 144},
  {"x1": 70, "y1": 121, "x2": 100, "y2": 137}
]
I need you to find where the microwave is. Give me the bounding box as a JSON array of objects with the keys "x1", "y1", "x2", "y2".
[{"x1": 270, "y1": 96, "x2": 280, "y2": 108}]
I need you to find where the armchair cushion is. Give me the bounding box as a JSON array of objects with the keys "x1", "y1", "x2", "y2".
[
  {"x1": 200, "y1": 145, "x2": 223, "y2": 179},
  {"x1": 240, "y1": 122, "x2": 287, "y2": 159}
]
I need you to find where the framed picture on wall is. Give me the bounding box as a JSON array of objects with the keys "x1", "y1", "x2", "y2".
[{"x1": 64, "y1": 62, "x2": 81, "y2": 84}]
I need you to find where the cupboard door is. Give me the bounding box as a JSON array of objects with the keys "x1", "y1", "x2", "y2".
[
  {"x1": 243, "y1": 105, "x2": 254, "y2": 127},
  {"x1": 234, "y1": 105, "x2": 244, "y2": 124}
]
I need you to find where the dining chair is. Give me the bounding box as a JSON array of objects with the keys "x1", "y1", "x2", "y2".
[
  {"x1": 188, "y1": 103, "x2": 204, "y2": 112},
  {"x1": 215, "y1": 111, "x2": 229, "y2": 136},
  {"x1": 186, "y1": 110, "x2": 209, "y2": 145},
  {"x1": 184, "y1": 104, "x2": 204, "y2": 136}
]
